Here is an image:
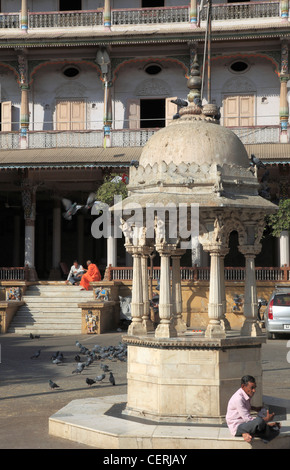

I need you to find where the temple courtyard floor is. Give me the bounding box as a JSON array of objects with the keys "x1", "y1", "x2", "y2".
[{"x1": 0, "y1": 331, "x2": 290, "y2": 449}]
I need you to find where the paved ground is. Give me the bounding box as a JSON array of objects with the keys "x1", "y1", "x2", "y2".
[{"x1": 0, "y1": 330, "x2": 290, "y2": 449}]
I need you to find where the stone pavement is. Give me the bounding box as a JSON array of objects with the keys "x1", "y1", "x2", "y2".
[
  {"x1": 0, "y1": 332, "x2": 127, "y2": 449},
  {"x1": 0, "y1": 331, "x2": 290, "y2": 449}
]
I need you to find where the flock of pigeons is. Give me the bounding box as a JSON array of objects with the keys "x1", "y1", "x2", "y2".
[{"x1": 29, "y1": 336, "x2": 127, "y2": 391}]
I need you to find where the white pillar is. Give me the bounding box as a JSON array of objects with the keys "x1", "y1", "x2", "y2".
[
  {"x1": 239, "y1": 246, "x2": 263, "y2": 337},
  {"x1": 279, "y1": 230, "x2": 290, "y2": 266},
  {"x1": 205, "y1": 246, "x2": 226, "y2": 339},
  {"x1": 22, "y1": 185, "x2": 38, "y2": 281},
  {"x1": 141, "y1": 249, "x2": 154, "y2": 333},
  {"x1": 155, "y1": 246, "x2": 177, "y2": 338},
  {"x1": 220, "y1": 250, "x2": 231, "y2": 331},
  {"x1": 191, "y1": 235, "x2": 202, "y2": 266},
  {"x1": 107, "y1": 234, "x2": 117, "y2": 267},
  {"x1": 127, "y1": 249, "x2": 146, "y2": 336},
  {"x1": 172, "y1": 251, "x2": 187, "y2": 333},
  {"x1": 24, "y1": 221, "x2": 35, "y2": 268}
]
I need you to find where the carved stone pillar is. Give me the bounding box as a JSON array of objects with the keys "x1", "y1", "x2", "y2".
[
  {"x1": 18, "y1": 54, "x2": 30, "y2": 148},
  {"x1": 220, "y1": 248, "x2": 231, "y2": 331},
  {"x1": 140, "y1": 246, "x2": 154, "y2": 333},
  {"x1": 127, "y1": 245, "x2": 146, "y2": 336},
  {"x1": 205, "y1": 244, "x2": 226, "y2": 339},
  {"x1": 21, "y1": 183, "x2": 38, "y2": 281},
  {"x1": 155, "y1": 244, "x2": 177, "y2": 338},
  {"x1": 171, "y1": 250, "x2": 187, "y2": 333},
  {"x1": 239, "y1": 245, "x2": 263, "y2": 337}
]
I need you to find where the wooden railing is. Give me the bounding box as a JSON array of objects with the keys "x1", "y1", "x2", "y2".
[
  {"x1": 0, "y1": 267, "x2": 29, "y2": 281},
  {"x1": 105, "y1": 266, "x2": 290, "y2": 283}
]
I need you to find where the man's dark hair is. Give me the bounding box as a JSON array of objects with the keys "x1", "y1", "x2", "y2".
[{"x1": 241, "y1": 375, "x2": 256, "y2": 386}]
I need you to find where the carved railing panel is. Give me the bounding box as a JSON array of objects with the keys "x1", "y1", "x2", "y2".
[
  {"x1": 29, "y1": 10, "x2": 103, "y2": 28},
  {"x1": 112, "y1": 6, "x2": 189, "y2": 25}
]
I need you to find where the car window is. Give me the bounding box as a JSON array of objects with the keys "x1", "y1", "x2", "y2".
[{"x1": 273, "y1": 294, "x2": 290, "y2": 306}]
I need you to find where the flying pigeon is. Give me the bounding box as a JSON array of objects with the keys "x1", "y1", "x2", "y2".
[
  {"x1": 49, "y1": 379, "x2": 60, "y2": 390},
  {"x1": 62, "y1": 198, "x2": 83, "y2": 220},
  {"x1": 84, "y1": 192, "x2": 97, "y2": 210},
  {"x1": 251, "y1": 154, "x2": 266, "y2": 169}
]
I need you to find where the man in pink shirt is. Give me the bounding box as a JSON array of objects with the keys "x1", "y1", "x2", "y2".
[{"x1": 226, "y1": 375, "x2": 280, "y2": 443}]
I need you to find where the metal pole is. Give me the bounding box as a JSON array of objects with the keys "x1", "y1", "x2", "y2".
[
  {"x1": 201, "y1": 1, "x2": 210, "y2": 101},
  {"x1": 207, "y1": 0, "x2": 212, "y2": 103}
]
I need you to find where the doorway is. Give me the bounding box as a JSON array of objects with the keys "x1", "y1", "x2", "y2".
[
  {"x1": 59, "y1": 0, "x2": 82, "y2": 11},
  {"x1": 140, "y1": 99, "x2": 165, "y2": 128}
]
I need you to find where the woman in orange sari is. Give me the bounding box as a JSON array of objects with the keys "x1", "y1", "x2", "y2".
[{"x1": 80, "y1": 260, "x2": 101, "y2": 290}]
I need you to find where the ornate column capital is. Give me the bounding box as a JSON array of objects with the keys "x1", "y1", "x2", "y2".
[{"x1": 238, "y1": 244, "x2": 262, "y2": 257}]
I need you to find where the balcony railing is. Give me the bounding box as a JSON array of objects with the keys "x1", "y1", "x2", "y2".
[
  {"x1": 0, "y1": 125, "x2": 283, "y2": 150},
  {"x1": 28, "y1": 9, "x2": 103, "y2": 28},
  {"x1": 201, "y1": 1, "x2": 280, "y2": 21},
  {"x1": 111, "y1": 6, "x2": 189, "y2": 25},
  {"x1": 106, "y1": 266, "x2": 290, "y2": 282},
  {"x1": 0, "y1": 2, "x2": 282, "y2": 29}
]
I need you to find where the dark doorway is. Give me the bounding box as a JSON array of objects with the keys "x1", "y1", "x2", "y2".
[
  {"x1": 140, "y1": 99, "x2": 165, "y2": 129},
  {"x1": 59, "y1": 0, "x2": 82, "y2": 11},
  {"x1": 224, "y1": 231, "x2": 245, "y2": 267},
  {"x1": 142, "y1": 0, "x2": 164, "y2": 7}
]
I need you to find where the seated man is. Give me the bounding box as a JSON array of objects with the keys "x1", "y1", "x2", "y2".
[
  {"x1": 80, "y1": 260, "x2": 101, "y2": 290},
  {"x1": 226, "y1": 375, "x2": 280, "y2": 444},
  {"x1": 65, "y1": 260, "x2": 85, "y2": 285}
]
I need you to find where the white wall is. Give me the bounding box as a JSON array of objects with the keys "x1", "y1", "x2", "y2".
[
  {"x1": 113, "y1": 61, "x2": 187, "y2": 128},
  {"x1": 203, "y1": 56, "x2": 280, "y2": 126},
  {"x1": 31, "y1": 63, "x2": 104, "y2": 130}
]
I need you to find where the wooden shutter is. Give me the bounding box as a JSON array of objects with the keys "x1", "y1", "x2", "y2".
[
  {"x1": 71, "y1": 100, "x2": 85, "y2": 130},
  {"x1": 165, "y1": 96, "x2": 178, "y2": 126},
  {"x1": 1, "y1": 101, "x2": 12, "y2": 132},
  {"x1": 223, "y1": 94, "x2": 254, "y2": 127},
  {"x1": 223, "y1": 96, "x2": 239, "y2": 127},
  {"x1": 56, "y1": 101, "x2": 70, "y2": 131},
  {"x1": 127, "y1": 99, "x2": 140, "y2": 130},
  {"x1": 239, "y1": 95, "x2": 254, "y2": 127}
]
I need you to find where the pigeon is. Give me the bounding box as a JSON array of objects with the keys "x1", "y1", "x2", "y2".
[
  {"x1": 130, "y1": 160, "x2": 139, "y2": 168},
  {"x1": 86, "y1": 378, "x2": 96, "y2": 387},
  {"x1": 72, "y1": 362, "x2": 86, "y2": 374},
  {"x1": 85, "y1": 356, "x2": 93, "y2": 367},
  {"x1": 75, "y1": 341, "x2": 82, "y2": 348},
  {"x1": 74, "y1": 354, "x2": 81, "y2": 362},
  {"x1": 171, "y1": 98, "x2": 188, "y2": 108},
  {"x1": 95, "y1": 373, "x2": 106, "y2": 382},
  {"x1": 100, "y1": 364, "x2": 110, "y2": 372},
  {"x1": 251, "y1": 154, "x2": 266, "y2": 169},
  {"x1": 30, "y1": 349, "x2": 41, "y2": 359},
  {"x1": 52, "y1": 357, "x2": 63, "y2": 365},
  {"x1": 84, "y1": 192, "x2": 97, "y2": 210},
  {"x1": 29, "y1": 333, "x2": 40, "y2": 339},
  {"x1": 62, "y1": 198, "x2": 83, "y2": 220},
  {"x1": 49, "y1": 379, "x2": 60, "y2": 390},
  {"x1": 261, "y1": 169, "x2": 270, "y2": 183},
  {"x1": 193, "y1": 97, "x2": 203, "y2": 108},
  {"x1": 109, "y1": 372, "x2": 116, "y2": 386}
]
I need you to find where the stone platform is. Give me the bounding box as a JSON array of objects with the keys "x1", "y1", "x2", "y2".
[{"x1": 49, "y1": 394, "x2": 290, "y2": 449}]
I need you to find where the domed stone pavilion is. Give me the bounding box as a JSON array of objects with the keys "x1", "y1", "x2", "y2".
[{"x1": 110, "y1": 54, "x2": 278, "y2": 424}]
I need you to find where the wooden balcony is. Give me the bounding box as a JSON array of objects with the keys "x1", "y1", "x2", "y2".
[{"x1": 0, "y1": 2, "x2": 282, "y2": 30}]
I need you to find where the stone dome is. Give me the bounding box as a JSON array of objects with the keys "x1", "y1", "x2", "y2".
[{"x1": 139, "y1": 118, "x2": 250, "y2": 169}]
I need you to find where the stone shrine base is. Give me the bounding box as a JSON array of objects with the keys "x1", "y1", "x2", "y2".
[{"x1": 49, "y1": 394, "x2": 290, "y2": 449}]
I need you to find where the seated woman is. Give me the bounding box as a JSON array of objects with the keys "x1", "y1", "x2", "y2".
[{"x1": 80, "y1": 260, "x2": 101, "y2": 290}]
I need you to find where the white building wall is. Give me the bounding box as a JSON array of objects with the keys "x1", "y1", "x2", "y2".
[
  {"x1": 113, "y1": 61, "x2": 187, "y2": 128},
  {"x1": 204, "y1": 57, "x2": 280, "y2": 127},
  {"x1": 0, "y1": 69, "x2": 20, "y2": 131},
  {"x1": 31, "y1": 64, "x2": 104, "y2": 130}
]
